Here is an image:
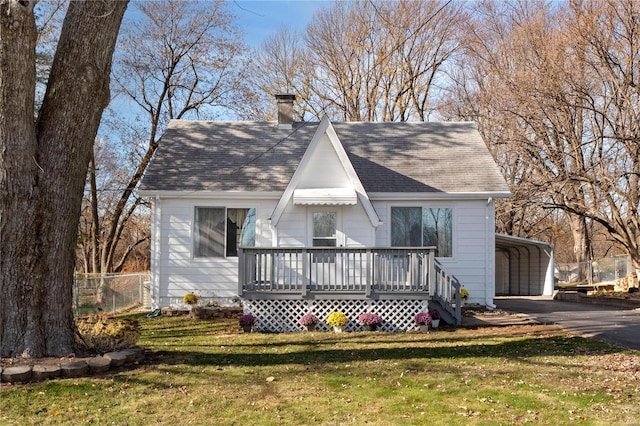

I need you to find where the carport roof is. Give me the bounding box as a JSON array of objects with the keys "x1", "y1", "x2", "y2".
[{"x1": 495, "y1": 234, "x2": 553, "y2": 252}]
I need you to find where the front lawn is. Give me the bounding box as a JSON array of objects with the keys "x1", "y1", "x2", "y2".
[{"x1": 2, "y1": 315, "x2": 639, "y2": 425}]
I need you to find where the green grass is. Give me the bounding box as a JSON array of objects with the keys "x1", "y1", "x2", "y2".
[{"x1": 2, "y1": 315, "x2": 640, "y2": 425}]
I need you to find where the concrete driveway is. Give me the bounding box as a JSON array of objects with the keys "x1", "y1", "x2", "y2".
[{"x1": 494, "y1": 296, "x2": 640, "y2": 351}]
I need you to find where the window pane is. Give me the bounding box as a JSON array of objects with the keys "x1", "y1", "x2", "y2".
[
  {"x1": 391, "y1": 207, "x2": 422, "y2": 246},
  {"x1": 194, "y1": 207, "x2": 225, "y2": 257},
  {"x1": 239, "y1": 208, "x2": 256, "y2": 248},
  {"x1": 423, "y1": 208, "x2": 452, "y2": 257},
  {"x1": 313, "y1": 212, "x2": 336, "y2": 238}
]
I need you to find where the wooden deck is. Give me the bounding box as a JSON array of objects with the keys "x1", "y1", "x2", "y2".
[{"x1": 238, "y1": 247, "x2": 463, "y2": 324}]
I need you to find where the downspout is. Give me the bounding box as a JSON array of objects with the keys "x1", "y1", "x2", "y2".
[
  {"x1": 485, "y1": 197, "x2": 496, "y2": 310},
  {"x1": 151, "y1": 195, "x2": 162, "y2": 309}
]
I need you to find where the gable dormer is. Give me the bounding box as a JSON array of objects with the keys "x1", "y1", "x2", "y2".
[{"x1": 270, "y1": 115, "x2": 380, "y2": 227}]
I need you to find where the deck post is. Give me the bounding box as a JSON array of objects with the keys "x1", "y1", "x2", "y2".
[
  {"x1": 238, "y1": 248, "x2": 245, "y2": 296},
  {"x1": 428, "y1": 250, "x2": 435, "y2": 296},
  {"x1": 302, "y1": 248, "x2": 308, "y2": 297},
  {"x1": 365, "y1": 249, "x2": 372, "y2": 297}
]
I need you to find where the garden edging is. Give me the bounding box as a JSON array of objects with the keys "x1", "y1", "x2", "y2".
[{"x1": 1, "y1": 347, "x2": 146, "y2": 384}]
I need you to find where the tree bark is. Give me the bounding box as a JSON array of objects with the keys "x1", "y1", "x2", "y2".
[
  {"x1": 0, "y1": 0, "x2": 128, "y2": 357},
  {"x1": 0, "y1": 0, "x2": 44, "y2": 358},
  {"x1": 567, "y1": 213, "x2": 591, "y2": 283}
]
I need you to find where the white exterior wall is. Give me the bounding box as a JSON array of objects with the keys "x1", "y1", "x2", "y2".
[
  {"x1": 371, "y1": 198, "x2": 495, "y2": 306},
  {"x1": 275, "y1": 199, "x2": 376, "y2": 247},
  {"x1": 151, "y1": 196, "x2": 496, "y2": 308},
  {"x1": 152, "y1": 196, "x2": 278, "y2": 307},
  {"x1": 275, "y1": 201, "x2": 306, "y2": 247}
]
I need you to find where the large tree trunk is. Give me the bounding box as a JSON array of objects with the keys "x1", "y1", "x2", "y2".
[
  {"x1": 567, "y1": 213, "x2": 591, "y2": 283},
  {"x1": 0, "y1": 0, "x2": 128, "y2": 357},
  {"x1": 0, "y1": 0, "x2": 44, "y2": 358}
]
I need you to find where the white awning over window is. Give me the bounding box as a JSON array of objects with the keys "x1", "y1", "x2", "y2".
[{"x1": 293, "y1": 188, "x2": 357, "y2": 205}]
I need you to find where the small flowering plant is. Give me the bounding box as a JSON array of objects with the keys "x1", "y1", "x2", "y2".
[
  {"x1": 428, "y1": 307, "x2": 441, "y2": 320},
  {"x1": 327, "y1": 311, "x2": 348, "y2": 328},
  {"x1": 183, "y1": 292, "x2": 199, "y2": 306},
  {"x1": 299, "y1": 313, "x2": 319, "y2": 326},
  {"x1": 357, "y1": 313, "x2": 382, "y2": 326},
  {"x1": 238, "y1": 313, "x2": 256, "y2": 327},
  {"x1": 460, "y1": 288, "x2": 469, "y2": 300},
  {"x1": 414, "y1": 312, "x2": 432, "y2": 326}
]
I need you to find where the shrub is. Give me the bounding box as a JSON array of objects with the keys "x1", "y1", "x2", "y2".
[
  {"x1": 76, "y1": 316, "x2": 141, "y2": 353},
  {"x1": 327, "y1": 311, "x2": 348, "y2": 328}
]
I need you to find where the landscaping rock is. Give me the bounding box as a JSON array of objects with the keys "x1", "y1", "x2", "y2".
[
  {"x1": 61, "y1": 361, "x2": 89, "y2": 378},
  {"x1": 127, "y1": 347, "x2": 145, "y2": 361},
  {"x1": 87, "y1": 357, "x2": 111, "y2": 373},
  {"x1": 103, "y1": 351, "x2": 127, "y2": 367},
  {"x1": 120, "y1": 349, "x2": 138, "y2": 363},
  {"x1": 32, "y1": 364, "x2": 61, "y2": 381},
  {"x1": 161, "y1": 307, "x2": 189, "y2": 316},
  {"x1": 1, "y1": 366, "x2": 32, "y2": 383},
  {"x1": 189, "y1": 306, "x2": 243, "y2": 319}
]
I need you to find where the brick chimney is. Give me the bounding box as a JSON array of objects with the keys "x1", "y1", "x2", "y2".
[{"x1": 275, "y1": 93, "x2": 296, "y2": 129}]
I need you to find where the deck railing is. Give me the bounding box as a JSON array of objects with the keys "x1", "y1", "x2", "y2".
[
  {"x1": 433, "y1": 260, "x2": 462, "y2": 325},
  {"x1": 239, "y1": 247, "x2": 463, "y2": 324},
  {"x1": 239, "y1": 246, "x2": 438, "y2": 296}
]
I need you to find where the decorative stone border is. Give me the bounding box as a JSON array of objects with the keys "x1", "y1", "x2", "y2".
[
  {"x1": 1, "y1": 347, "x2": 145, "y2": 384},
  {"x1": 160, "y1": 306, "x2": 243, "y2": 319},
  {"x1": 556, "y1": 291, "x2": 640, "y2": 309}
]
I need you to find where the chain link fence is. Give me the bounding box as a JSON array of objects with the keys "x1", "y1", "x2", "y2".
[
  {"x1": 73, "y1": 272, "x2": 151, "y2": 316},
  {"x1": 556, "y1": 255, "x2": 631, "y2": 288}
]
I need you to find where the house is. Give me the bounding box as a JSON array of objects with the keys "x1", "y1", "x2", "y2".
[{"x1": 137, "y1": 95, "x2": 513, "y2": 331}]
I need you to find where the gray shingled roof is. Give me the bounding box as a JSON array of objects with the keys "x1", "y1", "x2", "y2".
[{"x1": 138, "y1": 120, "x2": 511, "y2": 195}]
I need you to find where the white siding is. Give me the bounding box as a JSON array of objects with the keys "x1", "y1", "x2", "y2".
[
  {"x1": 342, "y1": 203, "x2": 375, "y2": 246},
  {"x1": 371, "y1": 199, "x2": 494, "y2": 305},
  {"x1": 154, "y1": 197, "x2": 277, "y2": 307},
  {"x1": 275, "y1": 201, "x2": 306, "y2": 246},
  {"x1": 150, "y1": 195, "x2": 496, "y2": 307},
  {"x1": 275, "y1": 199, "x2": 375, "y2": 247}
]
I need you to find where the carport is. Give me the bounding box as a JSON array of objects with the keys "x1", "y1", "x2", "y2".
[{"x1": 495, "y1": 234, "x2": 554, "y2": 296}]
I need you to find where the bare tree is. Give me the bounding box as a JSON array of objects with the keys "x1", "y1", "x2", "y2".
[
  {"x1": 304, "y1": 0, "x2": 464, "y2": 122},
  {"x1": 0, "y1": 0, "x2": 127, "y2": 357},
  {"x1": 564, "y1": 0, "x2": 640, "y2": 278},
  {"x1": 90, "y1": 0, "x2": 251, "y2": 288},
  {"x1": 445, "y1": 0, "x2": 640, "y2": 281},
  {"x1": 248, "y1": 27, "x2": 316, "y2": 121}
]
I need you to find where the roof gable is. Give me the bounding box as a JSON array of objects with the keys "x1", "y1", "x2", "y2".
[{"x1": 271, "y1": 115, "x2": 381, "y2": 227}]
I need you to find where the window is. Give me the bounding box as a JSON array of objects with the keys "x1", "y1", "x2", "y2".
[
  {"x1": 312, "y1": 212, "x2": 337, "y2": 247},
  {"x1": 312, "y1": 211, "x2": 336, "y2": 263},
  {"x1": 194, "y1": 207, "x2": 255, "y2": 258},
  {"x1": 391, "y1": 207, "x2": 452, "y2": 257}
]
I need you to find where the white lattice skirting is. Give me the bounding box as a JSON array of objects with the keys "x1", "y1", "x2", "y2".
[{"x1": 242, "y1": 299, "x2": 431, "y2": 332}]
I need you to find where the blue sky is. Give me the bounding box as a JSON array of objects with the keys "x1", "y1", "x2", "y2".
[
  {"x1": 104, "y1": 1, "x2": 331, "y2": 134},
  {"x1": 229, "y1": 0, "x2": 332, "y2": 47}
]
